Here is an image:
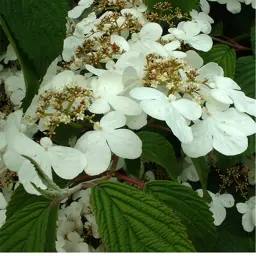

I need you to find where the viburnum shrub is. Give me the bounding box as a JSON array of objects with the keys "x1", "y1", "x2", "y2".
[{"x1": 0, "y1": 0, "x2": 255, "y2": 252}]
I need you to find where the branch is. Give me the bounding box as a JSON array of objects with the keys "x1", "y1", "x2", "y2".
[
  {"x1": 115, "y1": 172, "x2": 145, "y2": 189},
  {"x1": 212, "y1": 36, "x2": 251, "y2": 51},
  {"x1": 147, "y1": 124, "x2": 171, "y2": 132}
]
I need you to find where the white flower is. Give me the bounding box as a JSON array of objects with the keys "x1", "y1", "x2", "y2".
[
  {"x1": 168, "y1": 21, "x2": 213, "y2": 52},
  {"x1": 197, "y1": 189, "x2": 235, "y2": 226},
  {"x1": 130, "y1": 87, "x2": 202, "y2": 143},
  {"x1": 75, "y1": 111, "x2": 142, "y2": 175},
  {"x1": 125, "y1": 111, "x2": 147, "y2": 130},
  {"x1": 89, "y1": 71, "x2": 141, "y2": 116},
  {"x1": 190, "y1": 10, "x2": 214, "y2": 34},
  {"x1": 68, "y1": 0, "x2": 94, "y2": 19},
  {"x1": 236, "y1": 196, "x2": 256, "y2": 232},
  {"x1": 210, "y1": 76, "x2": 256, "y2": 116},
  {"x1": 200, "y1": 0, "x2": 211, "y2": 13},
  {"x1": 129, "y1": 23, "x2": 168, "y2": 56},
  {"x1": 2, "y1": 44, "x2": 17, "y2": 64},
  {"x1": 62, "y1": 36, "x2": 84, "y2": 62},
  {"x1": 84, "y1": 215, "x2": 100, "y2": 238},
  {"x1": 73, "y1": 12, "x2": 97, "y2": 38},
  {"x1": 179, "y1": 157, "x2": 199, "y2": 182},
  {"x1": 5, "y1": 71, "x2": 26, "y2": 106},
  {"x1": 184, "y1": 50, "x2": 204, "y2": 69},
  {"x1": 3, "y1": 111, "x2": 87, "y2": 194},
  {"x1": 244, "y1": 0, "x2": 256, "y2": 8},
  {"x1": 182, "y1": 98, "x2": 256, "y2": 157},
  {"x1": 0, "y1": 192, "x2": 7, "y2": 228}
]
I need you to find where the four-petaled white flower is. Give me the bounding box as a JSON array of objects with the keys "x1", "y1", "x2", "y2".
[
  {"x1": 3, "y1": 111, "x2": 87, "y2": 195},
  {"x1": 168, "y1": 21, "x2": 213, "y2": 52},
  {"x1": 236, "y1": 196, "x2": 256, "y2": 232},
  {"x1": 190, "y1": 10, "x2": 214, "y2": 34},
  {"x1": 182, "y1": 98, "x2": 256, "y2": 157},
  {"x1": 89, "y1": 71, "x2": 141, "y2": 116},
  {"x1": 75, "y1": 111, "x2": 142, "y2": 175},
  {"x1": 197, "y1": 189, "x2": 235, "y2": 226},
  {"x1": 130, "y1": 87, "x2": 202, "y2": 143}
]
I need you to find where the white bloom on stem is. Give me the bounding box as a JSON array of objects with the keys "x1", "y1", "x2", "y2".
[
  {"x1": 68, "y1": 0, "x2": 94, "y2": 19},
  {"x1": 197, "y1": 189, "x2": 235, "y2": 226},
  {"x1": 129, "y1": 23, "x2": 168, "y2": 56},
  {"x1": 168, "y1": 21, "x2": 213, "y2": 52},
  {"x1": 210, "y1": 76, "x2": 256, "y2": 116},
  {"x1": 0, "y1": 192, "x2": 7, "y2": 228},
  {"x1": 3, "y1": 111, "x2": 87, "y2": 194},
  {"x1": 182, "y1": 98, "x2": 256, "y2": 157},
  {"x1": 89, "y1": 71, "x2": 141, "y2": 116},
  {"x1": 190, "y1": 10, "x2": 214, "y2": 34},
  {"x1": 236, "y1": 196, "x2": 256, "y2": 232},
  {"x1": 75, "y1": 111, "x2": 142, "y2": 175},
  {"x1": 5, "y1": 71, "x2": 26, "y2": 106},
  {"x1": 130, "y1": 87, "x2": 202, "y2": 143}
]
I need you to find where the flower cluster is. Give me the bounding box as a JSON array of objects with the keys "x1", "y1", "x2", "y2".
[{"x1": 0, "y1": 0, "x2": 255, "y2": 251}]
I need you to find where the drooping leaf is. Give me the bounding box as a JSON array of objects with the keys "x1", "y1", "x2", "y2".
[
  {"x1": 200, "y1": 44, "x2": 236, "y2": 78},
  {"x1": 235, "y1": 55, "x2": 255, "y2": 98},
  {"x1": 144, "y1": 180, "x2": 216, "y2": 251},
  {"x1": 91, "y1": 181, "x2": 195, "y2": 252},
  {"x1": 0, "y1": 201, "x2": 53, "y2": 252},
  {"x1": 0, "y1": 0, "x2": 68, "y2": 110},
  {"x1": 137, "y1": 131, "x2": 181, "y2": 180},
  {"x1": 4, "y1": 185, "x2": 58, "y2": 252}
]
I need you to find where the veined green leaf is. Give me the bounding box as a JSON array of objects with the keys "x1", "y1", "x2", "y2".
[{"x1": 91, "y1": 181, "x2": 195, "y2": 252}]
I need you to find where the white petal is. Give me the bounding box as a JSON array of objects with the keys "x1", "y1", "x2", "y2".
[
  {"x1": 172, "y1": 99, "x2": 202, "y2": 120},
  {"x1": 126, "y1": 112, "x2": 147, "y2": 130},
  {"x1": 140, "y1": 99, "x2": 167, "y2": 121},
  {"x1": 197, "y1": 62, "x2": 224, "y2": 81},
  {"x1": 212, "y1": 123, "x2": 248, "y2": 156},
  {"x1": 110, "y1": 35, "x2": 130, "y2": 52},
  {"x1": 211, "y1": 89, "x2": 233, "y2": 104},
  {"x1": 236, "y1": 202, "x2": 249, "y2": 214},
  {"x1": 75, "y1": 131, "x2": 111, "y2": 175},
  {"x1": 0, "y1": 193, "x2": 7, "y2": 209},
  {"x1": 140, "y1": 23, "x2": 163, "y2": 41},
  {"x1": 216, "y1": 108, "x2": 256, "y2": 136},
  {"x1": 106, "y1": 129, "x2": 142, "y2": 159},
  {"x1": 166, "y1": 105, "x2": 193, "y2": 144},
  {"x1": 49, "y1": 146, "x2": 87, "y2": 179},
  {"x1": 97, "y1": 72, "x2": 124, "y2": 96},
  {"x1": 68, "y1": 5, "x2": 87, "y2": 19},
  {"x1": 219, "y1": 193, "x2": 235, "y2": 208},
  {"x1": 200, "y1": 0, "x2": 210, "y2": 14},
  {"x1": 210, "y1": 200, "x2": 226, "y2": 226},
  {"x1": 242, "y1": 211, "x2": 254, "y2": 232},
  {"x1": 183, "y1": 21, "x2": 201, "y2": 37},
  {"x1": 227, "y1": 90, "x2": 248, "y2": 113},
  {"x1": 214, "y1": 76, "x2": 241, "y2": 90},
  {"x1": 85, "y1": 64, "x2": 106, "y2": 76},
  {"x1": 185, "y1": 50, "x2": 204, "y2": 69},
  {"x1": 227, "y1": 0, "x2": 242, "y2": 14},
  {"x1": 89, "y1": 98, "x2": 110, "y2": 114},
  {"x1": 130, "y1": 87, "x2": 166, "y2": 100},
  {"x1": 188, "y1": 34, "x2": 213, "y2": 52},
  {"x1": 244, "y1": 96, "x2": 256, "y2": 117},
  {"x1": 3, "y1": 149, "x2": 23, "y2": 172},
  {"x1": 100, "y1": 111, "x2": 126, "y2": 129},
  {"x1": 109, "y1": 96, "x2": 142, "y2": 116},
  {"x1": 182, "y1": 120, "x2": 213, "y2": 158}
]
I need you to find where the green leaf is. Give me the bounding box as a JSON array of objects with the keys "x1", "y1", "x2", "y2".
[
  {"x1": 251, "y1": 25, "x2": 255, "y2": 55},
  {"x1": 125, "y1": 158, "x2": 141, "y2": 178},
  {"x1": 137, "y1": 131, "x2": 181, "y2": 180},
  {"x1": 213, "y1": 230, "x2": 255, "y2": 252},
  {"x1": 144, "y1": 181, "x2": 216, "y2": 251},
  {"x1": 0, "y1": 201, "x2": 52, "y2": 252},
  {"x1": 191, "y1": 157, "x2": 211, "y2": 202},
  {"x1": 91, "y1": 181, "x2": 195, "y2": 252},
  {"x1": 0, "y1": 0, "x2": 68, "y2": 110},
  {"x1": 4, "y1": 185, "x2": 58, "y2": 252},
  {"x1": 235, "y1": 55, "x2": 255, "y2": 98},
  {"x1": 216, "y1": 135, "x2": 255, "y2": 169},
  {"x1": 200, "y1": 44, "x2": 236, "y2": 78}
]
